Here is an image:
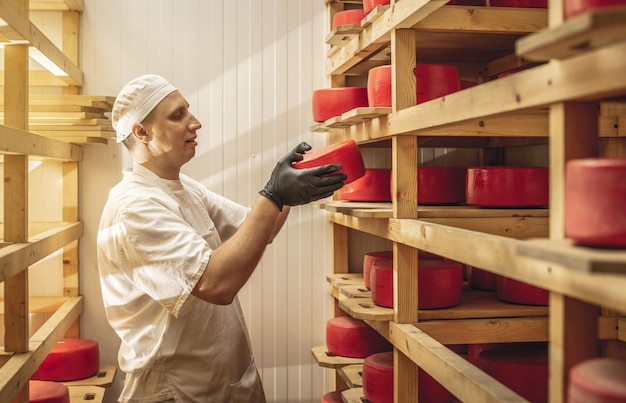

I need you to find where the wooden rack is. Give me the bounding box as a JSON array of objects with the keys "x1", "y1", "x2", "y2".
[{"x1": 315, "y1": 1, "x2": 626, "y2": 402}]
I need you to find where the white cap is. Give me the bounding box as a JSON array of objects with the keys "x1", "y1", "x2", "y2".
[{"x1": 111, "y1": 74, "x2": 177, "y2": 143}]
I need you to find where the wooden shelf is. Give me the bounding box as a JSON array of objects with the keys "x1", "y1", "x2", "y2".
[
  {"x1": 68, "y1": 385, "x2": 105, "y2": 403},
  {"x1": 30, "y1": 0, "x2": 83, "y2": 12},
  {"x1": 342, "y1": 387, "x2": 365, "y2": 403},
  {"x1": 338, "y1": 364, "x2": 363, "y2": 388},
  {"x1": 311, "y1": 345, "x2": 364, "y2": 369}
]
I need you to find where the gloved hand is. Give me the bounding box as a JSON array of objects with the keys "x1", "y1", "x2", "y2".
[{"x1": 260, "y1": 142, "x2": 347, "y2": 211}]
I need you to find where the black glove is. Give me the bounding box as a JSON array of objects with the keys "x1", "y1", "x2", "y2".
[{"x1": 260, "y1": 142, "x2": 347, "y2": 211}]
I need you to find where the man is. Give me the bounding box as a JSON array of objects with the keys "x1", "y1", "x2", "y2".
[{"x1": 97, "y1": 74, "x2": 345, "y2": 402}]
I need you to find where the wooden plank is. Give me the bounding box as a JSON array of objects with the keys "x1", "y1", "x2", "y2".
[
  {"x1": 341, "y1": 387, "x2": 365, "y2": 403},
  {"x1": 517, "y1": 239, "x2": 626, "y2": 274},
  {"x1": 395, "y1": 243, "x2": 419, "y2": 323},
  {"x1": 44, "y1": 136, "x2": 109, "y2": 145},
  {"x1": 0, "y1": 124, "x2": 82, "y2": 160},
  {"x1": 29, "y1": 0, "x2": 83, "y2": 11},
  {"x1": 326, "y1": 273, "x2": 364, "y2": 287},
  {"x1": 325, "y1": 24, "x2": 362, "y2": 46},
  {"x1": 63, "y1": 162, "x2": 79, "y2": 303},
  {"x1": 516, "y1": 7, "x2": 626, "y2": 61},
  {"x1": 0, "y1": 0, "x2": 83, "y2": 86},
  {"x1": 68, "y1": 386, "x2": 105, "y2": 403},
  {"x1": 340, "y1": 284, "x2": 371, "y2": 298},
  {"x1": 397, "y1": 349, "x2": 419, "y2": 403},
  {"x1": 0, "y1": 222, "x2": 83, "y2": 283},
  {"x1": 0, "y1": 297, "x2": 83, "y2": 403},
  {"x1": 311, "y1": 345, "x2": 364, "y2": 369},
  {"x1": 338, "y1": 364, "x2": 363, "y2": 388},
  {"x1": 391, "y1": 322, "x2": 528, "y2": 402},
  {"x1": 392, "y1": 136, "x2": 418, "y2": 219},
  {"x1": 32, "y1": 130, "x2": 114, "y2": 137}
]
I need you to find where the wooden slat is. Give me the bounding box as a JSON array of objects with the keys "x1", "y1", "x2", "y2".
[
  {"x1": 325, "y1": 24, "x2": 362, "y2": 46},
  {"x1": 29, "y1": 0, "x2": 83, "y2": 11},
  {"x1": 341, "y1": 387, "x2": 365, "y2": 403},
  {"x1": 68, "y1": 386, "x2": 105, "y2": 403},
  {"x1": 0, "y1": 297, "x2": 83, "y2": 403},
  {"x1": 0, "y1": 222, "x2": 83, "y2": 283},
  {"x1": 338, "y1": 364, "x2": 363, "y2": 388},
  {"x1": 311, "y1": 345, "x2": 364, "y2": 369},
  {"x1": 0, "y1": 124, "x2": 82, "y2": 159}
]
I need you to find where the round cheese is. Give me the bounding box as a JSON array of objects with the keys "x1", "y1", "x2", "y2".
[
  {"x1": 293, "y1": 140, "x2": 365, "y2": 185},
  {"x1": 466, "y1": 166, "x2": 549, "y2": 208},
  {"x1": 29, "y1": 380, "x2": 70, "y2": 403},
  {"x1": 338, "y1": 169, "x2": 391, "y2": 202},
  {"x1": 363, "y1": 250, "x2": 393, "y2": 290},
  {"x1": 497, "y1": 275, "x2": 548, "y2": 306},
  {"x1": 321, "y1": 390, "x2": 344, "y2": 403},
  {"x1": 312, "y1": 87, "x2": 369, "y2": 122},
  {"x1": 569, "y1": 358, "x2": 626, "y2": 403},
  {"x1": 326, "y1": 316, "x2": 392, "y2": 358},
  {"x1": 332, "y1": 9, "x2": 365, "y2": 28},
  {"x1": 363, "y1": 351, "x2": 394, "y2": 403},
  {"x1": 35, "y1": 338, "x2": 99, "y2": 382},
  {"x1": 467, "y1": 266, "x2": 497, "y2": 291}
]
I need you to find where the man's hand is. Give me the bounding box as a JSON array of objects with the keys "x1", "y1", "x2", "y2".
[{"x1": 259, "y1": 142, "x2": 346, "y2": 211}]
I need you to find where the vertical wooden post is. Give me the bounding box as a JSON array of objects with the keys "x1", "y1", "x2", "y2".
[{"x1": 62, "y1": 10, "x2": 80, "y2": 95}]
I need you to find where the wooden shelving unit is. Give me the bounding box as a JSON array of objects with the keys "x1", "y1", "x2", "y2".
[
  {"x1": 316, "y1": 1, "x2": 626, "y2": 402},
  {"x1": 0, "y1": 1, "x2": 114, "y2": 402}
]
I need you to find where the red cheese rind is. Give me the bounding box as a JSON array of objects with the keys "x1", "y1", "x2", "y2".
[
  {"x1": 321, "y1": 390, "x2": 344, "y2": 403},
  {"x1": 293, "y1": 139, "x2": 365, "y2": 185},
  {"x1": 326, "y1": 316, "x2": 392, "y2": 358},
  {"x1": 363, "y1": 0, "x2": 391, "y2": 14},
  {"x1": 312, "y1": 87, "x2": 369, "y2": 122},
  {"x1": 37, "y1": 338, "x2": 100, "y2": 381},
  {"x1": 467, "y1": 266, "x2": 498, "y2": 291},
  {"x1": 497, "y1": 275, "x2": 548, "y2": 306},
  {"x1": 363, "y1": 250, "x2": 393, "y2": 290},
  {"x1": 417, "y1": 167, "x2": 467, "y2": 205},
  {"x1": 569, "y1": 358, "x2": 626, "y2": 403},
  {"x1": 367, "y1": 65, "x2": 392, "y2": 107},
  {"x1": 332, "y1": 9, "x2": 365, "y2": 28},
  {"x1": 371, "y1": 260, "x2": 394, "y2": 308},
  {"x1": 564, "y1": 0, "x2": 626, "y2": 18},
  {"x1": 338, "y1": 169, "x2": 391, "y2": 202},
  {"x1": 466, "y1": 166, "x2": 549, "y2": 208},
  {"x1": 363, "y1": 352, "x2": 394, "y2": 403},
  {"x1": 565, "y1": 158, "x2": 626, "y2": 248},
  {"x1": 477, "y1": 344, "x2": 549, "y2": 403},
  {"x1": 415, "y1": 64, "x2": 460, "y2": 104},
  {"x1": 29, "y1": 380, "x2": 70, "y2": 403}
]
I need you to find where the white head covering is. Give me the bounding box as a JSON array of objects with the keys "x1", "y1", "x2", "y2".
[{"x1": 111, "y1": 74, "x2": 177, "y2": 143}]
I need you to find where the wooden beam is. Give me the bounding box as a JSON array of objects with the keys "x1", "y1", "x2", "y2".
[{"x1": 0, "y1": 124, "x2": 83, "y2": 160}]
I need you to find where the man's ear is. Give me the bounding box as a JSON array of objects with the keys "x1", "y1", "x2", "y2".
[{"x1": 131, "y1": 123, "x2": 151, "y2": 144}]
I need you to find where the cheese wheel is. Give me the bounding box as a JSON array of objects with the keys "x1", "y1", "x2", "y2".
[
  {"x1": 367, "y1": 65, "x2": 392, "y2": 107},
  {"x1": 467, "y1": 266, "x2": 497, "y2": 291},
  {"x1": 332, "y1": 9, "x2": 365, "y2": 28},
  {"x1": 326, "y1": 316, "x2": 392, "y2": 358},
  {"x1": 293, "y1": 140, "x2": 365, "y2": 185},
  {"x1": 417, "y1": 167, "x2": 467, "y2": 205},
  {"x1": 363, "y1": 250, "x2": 393, "y2": 290},
  {"x1": 497, "y1": 275, "x2": 548, "y2": 306},
  {"x1": 363, "y1": 352, "x2": 394, "y2": 403},
  {"x1": 565, "y1": 158, "x2": 626, "y2": 248},
  {"x1": 338, "y1": 169, "x2": 391, "y2": 202},
  {"x1": 468, "y1": 342, "x2": 532, "y2": 365},
  {"x1": 568, "y1": 358, "x2": 626, "y2": 403},
  {"x1": 564, "y1": 0, "x2": 626, "y2": 18},
  {"x1": 466, "y1": 166, "x2": 549, "y2": 208},
  {"x1": 321, "y1": 390, "x2": 344, "y2": 403},
  {"x1": 36, "y1": 338, "x2": 99, "y2": 382},
  {"x1": 477, "y1": 344, "x2": 548, "y2": 403},
  {"x1": 312, "y1": 87, "x2": 369, "y2": 122},
  {"x1": 416, "y1": 64, "x2": 460, "y2": 104},
  {"x1": 371, "y1": 259, "x2": 463, "y2": 309},
  {"x1": 363, "y1": 0, "x2": 391, "y2": 14},
  {"x1": 29, "y1": 380, "x2": 70, "y2": 403}
]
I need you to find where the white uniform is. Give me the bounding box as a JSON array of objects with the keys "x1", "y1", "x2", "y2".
[{"x1": 97, "y1": 163, "x2": 265, "y2": 403}]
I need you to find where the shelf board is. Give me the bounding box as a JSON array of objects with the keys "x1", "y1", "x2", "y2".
[
  {"x1": 339, "y1": 287, "x2": 548, "y2": 322},
  {"x1": 326, "y1": 24, "x2": 363, "y2": 46},
  {"x1": 517, "y1": 238, "x2": 626, "y2": 274},
  {"x1": 311, "y1": 345, "x2": 364, "y2": 369},
  {"x1": 62, "y1": 365, "x2": 117, "y2": 388},
  {"x1": 0, "y1": 124, "x2": 83, "y2": 160},
  {"x1": 68, "y1": 386, "x2": 105, "y2": 403},
  {"x1": 342, "y1": 387, "x2": 365, "y2": 403},
  {"x1": 30, "y1": 0, "x2": 84, "y2": 12},
  {"x1": 516, "y1": 7, "x2": 626, "y2": 61},
  {"x1": 338, "y1": 364, "x2": 363, "y2": 388}
]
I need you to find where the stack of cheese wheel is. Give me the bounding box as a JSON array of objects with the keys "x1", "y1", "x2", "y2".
[
  {"x1": 467, "y1": 266, "x2": 497, "y2": 291},
  {"x1": 565, "y1": 158, "x2": 626, "y2": 248},
  {"x1": 466, "y1": 166, "x2": 549, "y2": 208},
  {"x1": 312, "y1": 87, "x2": 368, "y2": 122},
  {"x1": 497, "y1": 275, "x2": 548, "y2": 305},
  {"x1": 477, "y1": 343, "x2": 548, "y2": 403},
  {"x1": 332, "y1": 9, "x2": 365, "y2": 28},
  {"x1": 326, "y1": 316, "x2": 391, "y2": 358},
  {"x1": 370, "y1": 258, "x2": 463, "y2": 309},
  {"x1": 29, "y1": 380, "x2": 70, "y2": 403},
  {"x1": 338, "y1": 168, "x2": 391, "y2": 201},
  {"x1": 564, "y1": 0, "x2": 625, "y2": 17},
  {"x1": 321, "y1": 390, "x2": 344, "y2": 403},
  {"x1": 363, "y1": 250, "x2": 393, "y2": 290},
  {"x1": 293, "y1": 140, "x2": 365, "y2": 185},
  {"x1": 363, "y1": 0, "x2": 391, "y2": 14},
  {"x1": 34, "y1": 338, "x2": 100, "y2": 381},
  {"x1": 568, "y1": 358, "x2": 626, "y2": 402}
]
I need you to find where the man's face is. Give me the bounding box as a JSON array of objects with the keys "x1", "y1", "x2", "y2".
[{"x1": 141, "y1": 91, "x2": 201, "y2": 169}]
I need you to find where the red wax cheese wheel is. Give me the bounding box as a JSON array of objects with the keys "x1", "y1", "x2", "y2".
[
  {"x1": 371, "y1": 259, "x2": 463, "y2": 309},
  {"x1": 416, "y1": 64, "x2": 460, "y2": 104},
  {"x1": 468, "y1": 342, "x2": 537, "y2": 365},
  {"x1": 36, "y1": 338, "x2": 99, "y2": 381},
  {"x1": 565, "y1": 0, "x2": 626, "y2": 18},
  {"x1": 293, "y1": 140, "x2": 365, "y2": 185},
  {"x1": 321, "y1": 390, "x2": 344, "y2": 403},
  {"x1": 466, "y1": 166, "x2": 549, "y2": 208},
  {"x1": 418, "y1": 167, "x2": 467, "y2": 205},
  {"x1": 363, "y1": 250, "x2": 393, "y2": 290},
  {"x1": 29, "y1": 380, "x2": 70, "y2": 403},
  {"x1": 497, "y1": 275, "x2": 548, "y2": 305},
  {"x1": 332, "y1": 9, "x2": 365, "y2": 28},
  {"x1": 565, "y1": 158, "x2": 626, "y2": 248},
  {"x1": 419, "y1": 369, "x2": 455, "y2": 403},
  {"x1": 467, "y1": 266, "x2": 497, "y2": 291},
  {"x1": 363, "y1": 0, "x2": 391, "y2": 14},
  {"x1": 367, "y1": 65, "x2": 392, "y2": 107},
  {"x1": 363, "y1": 352, "x2": 394, "y2": 403},
  {"x1": 477, "y1": 344, "x2": 549, "y2": 403},
  {"x1": 568, "y1": 358, "x2": 626, "y2": 403},
  {"x1": 326, "y1": 316, "x2": 391, "y2": 358},
  {"x1": 338, "y1": 168, "x2": 391, "y2": 201},
  {"x1": 489, "y1": 0, "x2": 548, "y2": 6},
  {"x1": 312, "y1": 87, "x2": 369, "y2": 122},
  {"x1": 460, "y1": 79, "x2": 479, "y2": 89}
]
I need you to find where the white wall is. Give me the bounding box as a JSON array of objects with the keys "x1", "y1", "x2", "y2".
[{"x1": 78, "y1": 1, "x2": 333, "y2": 401}]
